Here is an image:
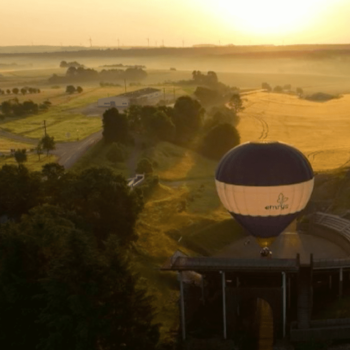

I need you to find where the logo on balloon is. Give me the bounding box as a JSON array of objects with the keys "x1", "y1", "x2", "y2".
[{"x1": 265, "y1": 193, "x2": 289, "y2": 210}]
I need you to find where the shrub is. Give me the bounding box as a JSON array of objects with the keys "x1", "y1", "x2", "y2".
[
  {"x1": 136, "y1": 158, "x2": 153, "y2": 174},
  {"x1": 106, "y1": 143, "x2": 125, "y2": 163}
]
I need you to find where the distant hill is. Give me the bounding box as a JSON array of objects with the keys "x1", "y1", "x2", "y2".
[{"x1": 1, "y1": 44, "x2": 350, "y2": 59}]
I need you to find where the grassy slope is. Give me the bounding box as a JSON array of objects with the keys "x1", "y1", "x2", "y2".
[{"x1": 72, "y1": 139, "x2": 245, "y2": 340}]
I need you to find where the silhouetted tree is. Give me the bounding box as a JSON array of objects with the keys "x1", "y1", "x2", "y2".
[
  {"x1": 76, "y1": 86, "x2": 83, "y2": 93},
  {"x1": 40, "y1": 134, "x2": 56, "y2": 156},
  {"x1": 102, "y1": 108, "x2": 129, "y2": 144},
  {"x1": 66, "y1": 85, "x2": 75, "y2": 94},
  {"x1": 14, "y1": 149, "x2": 27, "y2": 164},
  {"x1": 201, "y1": 123, "x2": 240, "y2": 160},
  {"x1": 172, "y1": 96, "x2": 204, "y2": 143},
  {"x1": 12, "y1": 88, "x2": 19, "y2": 94},
  {"x1": 229, "y1": 93, "x2": 244, "y2": 114}
]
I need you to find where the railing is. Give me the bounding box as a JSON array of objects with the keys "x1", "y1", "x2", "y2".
[
  {"x1": 313, "y1": 212, "x2": 350, "y2": 240},
  {"x1": 168, "y1": 256, "x2": 299, "y2": 272}
]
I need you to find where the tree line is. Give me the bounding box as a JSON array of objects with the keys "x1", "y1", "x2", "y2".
[
  {"x1": 0, "y1": 163, "x2": 160, "y2": 349},
  {"x1": 49, "y1": 66, "x2": 148, "y2": 83},
  {"x1": 0, "y1": 86, "x2": 41, "y2": 95},
  {"x1": 0, "y1": 99, "x2": 51, "y2": 118},
  {"x1": 102, "y1": 94, "x2": 241, "y2": 161}
]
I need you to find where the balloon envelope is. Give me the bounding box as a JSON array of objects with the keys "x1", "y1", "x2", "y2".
[{"x1": 215, "y1": 141, "x2": 314, "y2": 247}]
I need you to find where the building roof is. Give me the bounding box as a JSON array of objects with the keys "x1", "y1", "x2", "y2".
[{"x1": 118, "y1": 87, "x2": 161, "y2": 99}]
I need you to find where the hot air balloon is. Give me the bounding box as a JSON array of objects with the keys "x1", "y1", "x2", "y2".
[{"x1": 215, "y1": 141, "x2": 314, "y2": 255}]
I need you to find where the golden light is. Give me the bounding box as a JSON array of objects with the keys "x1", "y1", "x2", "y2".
[{"x1": 208, "y1": 0, "x2": 329, "y2": 38}]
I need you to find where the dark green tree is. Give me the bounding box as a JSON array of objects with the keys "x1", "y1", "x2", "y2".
[
  {"x1": 76, "y1": 86, "x2": 83, "y2": 93},
  {"x1": 40, "y1": 134, "x2": 56, "y2": 156},
  {"x1": 106, "y1": 143, "x2": 125, "y2": 163},
  {"x1": 172, "y1": 96, "x2": 204, "y2": 143},
  {"x1": 229, "y1": 93, "x2": 244, "y2": 114},
  {"x1": 66, "y1": 85, "x2": 76, "y2": 94},
  {"x1": 136, "y1": 158, "x2": 153, "y2": 174},
  {"x1": 102, "y1": 107, "x2": 129, "y2": 144},
  {"x1": 35, "y1": 143, "x2": 43, "y2": 160},
  {"x1": 201, "y1": 123, "x2": 240, "y2": 160},
  {"x1": 146, "y1": 110, "x2": 175, "y2": 142},
  {"x1": 0, "y1": 164, "x2": 42, "y2": 220},
  {"x1": 0, "y1": 204, "x2": 160, "y2": 350},
  {"x1": 1, "y1": 101, "x2": 12, "y2": 115},
  {"x1": 58, "y1": 167, "x2": 143, "y2": 247},
  {"x1": 14, "y1": 149, "x2": 27, "y2": 164}
]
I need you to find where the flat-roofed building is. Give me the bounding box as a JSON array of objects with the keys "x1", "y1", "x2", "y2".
[{"x1": 98, "y1": 87, "x2": 162, "y2": 109}]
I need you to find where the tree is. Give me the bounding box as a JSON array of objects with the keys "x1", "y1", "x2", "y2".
[
  {"x1": 229, "y1": 93, "x2": 244, "y2": 114},
  {"x1": 145, "y1": 110, "x2": 176, "y2": 142},
  {"x1": 66, "y1": 85, "x2": 76, "y2": 94},
  {"x1": 0, "y1": 164, "x2": 42, "y2": 220},
  {"x1": 102, "y1": 107, "x2": 129, "y2": 144},
  {"x1": 172, "y1": 96, "x2": 204, "y2": 143},
  {"x1": 273, "y1": 85, "x2": 283, "y2": 93},
  {"x1": 201, "y1": 123, "x2": 240, "y2": 160},
  {"x1": 12, "y1": 88, "x2": 19, "y2": 94},
  {"x1": 262, "y1": 82, "x2": 272, "y2": 92},
  {"x1": 194, "y1": 86, "x2": 220, "y2": 105},
  {"x1": 57, "y1": 167, "x2": 143, "y2": 247},
  {"x1": 0, "y1": 205, "x2": 160, "y2": 350},
  {"x1": 296, "y1": 87, "x2": 304, "y2": 95},
  {"x1": 136, "y1": 158, "x2": 153, "y2": 174},
  {"x1": 1, "y1": 100, "x2": 12, "y2": 115},
  {"x1": 76, "y1": 86, "x2": 83, "y2": 93},
  {"x1": 20, "y1": 87, "x2": 27, "y2": 95},
  {"x1": 40, "y1": 134, "x2": 56, "y2": 156},
  {"x1": 14, "y1": 149, "x2": 27, "y2": 164},
  {"x1": 106, "y1": 143, "x2": 125, "y2": 163},
  {"x1": 35, "y1": 143, "x2": 43, "y2": 160}
]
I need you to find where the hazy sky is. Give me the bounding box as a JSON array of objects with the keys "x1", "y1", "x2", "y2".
[{"x1": 2, "y1": 0, "x2": 350, "y2": 47}]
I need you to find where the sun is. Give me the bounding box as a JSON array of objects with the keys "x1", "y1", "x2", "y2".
[{"x1": 209, "y1": 0, "x2": 325, "y2": 38}]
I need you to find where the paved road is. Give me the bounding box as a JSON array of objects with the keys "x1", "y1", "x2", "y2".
[
  {"x1": 0, "y1": 129, "x2": 37, "y2": 145},
  {"x1": 52, "y1": 130, "x2": 102, "y2": 169}
]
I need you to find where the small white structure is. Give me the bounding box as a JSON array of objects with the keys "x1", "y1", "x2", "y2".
[{"x1": 98, "y1": 87, "x2": 162, "y2": 109}]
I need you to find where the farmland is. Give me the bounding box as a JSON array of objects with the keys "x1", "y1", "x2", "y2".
[{"x1": 238, "y1": 91, "x2": 350, "y2": 172}]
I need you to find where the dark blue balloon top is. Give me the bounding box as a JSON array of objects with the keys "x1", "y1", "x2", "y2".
[{"x1": 215, "y1": 141, "x2": 313, "y2": 186}]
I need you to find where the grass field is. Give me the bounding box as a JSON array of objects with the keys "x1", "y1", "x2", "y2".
[{"x1": 238, "y1": 91, "x2": 350, "y2": 172}]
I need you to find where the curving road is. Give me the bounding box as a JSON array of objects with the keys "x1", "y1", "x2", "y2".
[
  {"x1": 0, "y1": 126, "x2": 103, "y2": 169},
  {"x1": 53, "y1": 130, "x2": 102, "y2": 169}
]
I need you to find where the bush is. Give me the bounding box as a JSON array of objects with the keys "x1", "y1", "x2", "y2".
[
  {"x1": 106, "y1": 143, "x2": 125, "y2": 163},
  {"x1": 136, "y1": 158, "x2": 153, "y2": 174},
  {"x1": 201, "y1": 123, "x2": 240, "y2": 160}
]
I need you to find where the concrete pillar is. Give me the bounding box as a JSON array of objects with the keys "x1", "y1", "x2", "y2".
[
  {"x1": 288, "y1": 276, "x2": 291, "y2": 309},
  {"x1": 221, "y1": 271, "x2": 227, "y2": 339},
  {"x1": 282, "y1": 272, "x2": 286, "y2": 338},
  {"x1": 179, "y1": 272, "x2": 186, "y2": 340},
  {"x1": 236, "y1": 276, "x2": 240, "y2": 315},
  {"x1": 339, "y1": 268, "x2": 343, "y2": 298}
]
